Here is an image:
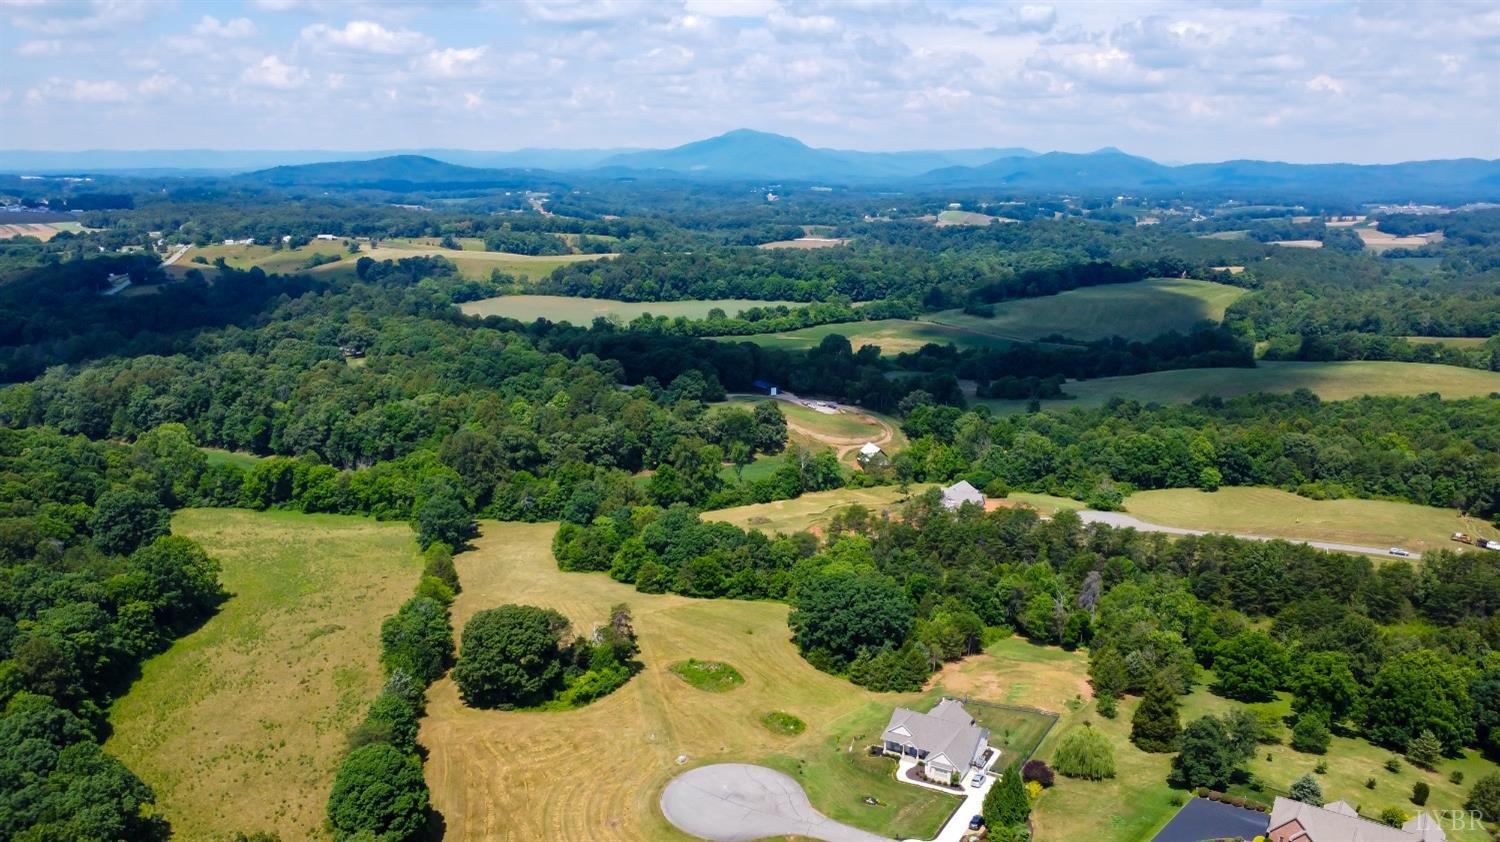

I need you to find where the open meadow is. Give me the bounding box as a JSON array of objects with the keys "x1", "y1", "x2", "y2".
[
  {"x1": 419, "y1": 521, "x2": 960, "y2": 842},
  {"x1": 169, "y1": 241, "x2": 611, "y2": 282},
  {"x1": 1123, "y1": 487, "x2": 1497, "y2": 556},
  {"x1": 460, "y1": 294, "x2": 802, "y2": 323},
  {"x1": 978, "y1": 361, "x2": 1500, "y2": 412},
  {"x1": 928, "y1": 277, "x2": 1244, "y2": 343},
  {"x1": 722, "y1": 396, "x2": 905, "y2": 464},
  {"x1": 105, "y1": 509, "x2": 422, "y2": 840},
  {"x1": 721, "y1": 318, "x2": 1020, "y2": 353}
]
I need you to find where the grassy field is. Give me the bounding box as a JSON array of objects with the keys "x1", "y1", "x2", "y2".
[
  {"x1": 757, "y1": 237, "x2": 849, "y2": 249},
  {"x1": 105, "y1": 510, "x2": 422, "y2": 840},
  {"x1": 177, "y1": 240, "x2": 351, "y2": 275},
  {"x1": 937, "y1": 210, "x2": 1012, "y2": 226},
  {"x1": 338, "y1": 246, "x2": 610, "y2": 281},
  {"x1": 419, "y1": 521, "x2": 958, "y2": 841},
  {"x1": 927, "y1": 278, "x2": 1245, "y2": 343},
  {"x1": 978, "y1": 361, "x2": 1500, "y2": 412},
  {"x1": 201, "y1": 447, "x2": 262, "y2": 470},
  {"x1": 459, "y1": 295, "x2": 802, "y2": 323},
  {"x1": 0, "y1": 221, "x2": 83, "y2": 240},
  {"x1": 703, "y1": 486, "x2": 921, "y2": 534},
  {"x1": 1123, "y1": 487, "x2": 1498, "y2": 556}
]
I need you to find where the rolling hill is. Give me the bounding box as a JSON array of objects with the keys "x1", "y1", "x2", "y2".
[{"x1": 236, "y1": 155, "x2": 555, "y2": 189}]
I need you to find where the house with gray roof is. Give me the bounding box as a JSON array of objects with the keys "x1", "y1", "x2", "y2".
[
  {"x1": 1267, "y1": 797, "x2": 1446, "y2": 842},
  {"x1": 940, "y1": 480, "x2": 985, "y2": 510},
  {"x1": 881, "y1": 698, "x2": 989, "y2": 780}
]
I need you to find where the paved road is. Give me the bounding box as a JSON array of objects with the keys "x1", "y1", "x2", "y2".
[
  {"x1": 1152, "y1": 797, "x2": 1268, "y2": 842},
  {"x1": 661, "y1": 763, "x2": 894, "y2": 842},
  {"x1": 1077, "y1": 510, "x2": 1419, "y2": 560}
]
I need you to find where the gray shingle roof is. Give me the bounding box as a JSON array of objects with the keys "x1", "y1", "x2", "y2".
[
  {"x1": 940, "y1": 480, "x2": 984, "y2": 509},
  {"x1": 1268, "y1": 797, "x2": 1447, "y2": 842},
  {"x1": 882, "y1": 699, "x2": 987, "y2": 770}
]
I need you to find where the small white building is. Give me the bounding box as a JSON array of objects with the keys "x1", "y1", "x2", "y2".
[
  {"x1": 858, "y1": 442, "x2": 883, "y2": 460},
  {"x1": 315, "y1": 233, "x2": 339, "y2": 240}
]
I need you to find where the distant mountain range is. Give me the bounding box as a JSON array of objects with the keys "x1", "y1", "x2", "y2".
[{"x1": 6, "y1": 129, "x2": 1499, "y2": 201}]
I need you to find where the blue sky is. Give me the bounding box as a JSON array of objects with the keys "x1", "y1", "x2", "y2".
[{"x1": 1, "y1": 0, "x2": 1497, "y2": 162}]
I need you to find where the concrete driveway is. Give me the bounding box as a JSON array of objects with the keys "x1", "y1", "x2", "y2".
[{"x1": 661, "y1": 763, "x2": 895, "y2": 842}]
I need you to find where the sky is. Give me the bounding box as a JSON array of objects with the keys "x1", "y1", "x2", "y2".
[{"x1": 1, "y1": 0, "x2": 1498, "y2": 163}]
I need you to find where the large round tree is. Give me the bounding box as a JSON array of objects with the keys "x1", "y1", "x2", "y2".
[
  {"x1": 788, "y1": 571, "x2": 914, "y2": 669},
  {"x1": 1363, "y1": 649, "x2": 1474, "y2": 753},
  {"x1": 326, "y1": 743, "x2": 429, "y2": 841},
  {"x1": 453, "y1": 604, "x2": 570, "y2": 709}
]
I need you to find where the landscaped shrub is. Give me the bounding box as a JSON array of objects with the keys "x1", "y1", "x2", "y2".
[
  {"x1": 1289, "y1": 773, "x2": 1324, "y2": 806},
  {"x1": 1406, "y1": 729, "x2": 1442, "y2": 769},
  {"x1": 1450, "y1": 770, "x2": 1465, "y2": 785},
  {"x1": 1053, "y1": 724, "x2": 1116, "y2": 780},
  {"x1": 1412, "y1": 782, "x2": 1430, "y2": 806},
  {"x1": 669, "y1": 659, "x2": 745, "y2": 692},
  {"x1": 1022, "y1": 759, "x2": 1054, "y2": 788},
  {"x1": 1096, "y1": 693, "x2": 1118, "y2": 719},
  {"x1": 761, "y1": 711, "x2": 806, "y2": 736},
  {"x1": 1290, "y1": 712, "x2": 1331, "y2": 754},
  {"x1": 1379, "y1": 806, "x2": 1409, "y2": 827},
  {"x1": 1467, "y1": 773, "x2": 1500, "y2": 820}
]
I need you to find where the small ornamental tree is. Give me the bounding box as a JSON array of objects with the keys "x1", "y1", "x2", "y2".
[
  {"x1": 326, "y1": 743, "x2": 429, "y2": 841},
  {"x1": 1289, "y1": 773, "x2": 1325, "y2": 807},
  {"x1": 1467, "y1": 773, "x2": 1500, "y2": 820},
  {"x1": 1022, "y1": 759, "x2": 1055, "y2": 788},
  {"x1": 983, "y1": 763, "x2": 1030, "y2": 828},
  {"x1": 1412, "y1": 781, "x2": 1430, "y2": 806},
  {"x1": 1132, "y1": 672, "x2": 1182, "y2": 753},
  {"x1": 1291, "y1": 712, "x2": 1332, "y2": 755},
  {"x1": 1053, "y1": 724, "x2": 1115, "y2": 780}
]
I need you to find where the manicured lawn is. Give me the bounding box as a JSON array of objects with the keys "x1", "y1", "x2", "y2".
[
  {"x1": 979, "y1": 361, "x2": 1500, "y2": 412},
  {"x1": 1123, "y1": 486, "x2": 1497, "y2": 556},
  {"x1": 928, "y1": 277, "x2": 1245, "y2": 343},
  {"x1": 105, "y1": 509, "x2": 422, "y2": 840},
  {"x1": 459, "y1": 294, "x2": 802, "y2": 323},
  {"x1": 670, "y1": 659, "x2": 746, "y2": 692}
]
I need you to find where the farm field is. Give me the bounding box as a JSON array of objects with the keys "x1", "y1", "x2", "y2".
[
  {"x1": 460, "y1": 294, "x2": 802, "y2": 323},
  {"x1": 757, "y1": 237, "x2": 849, "y2": 249},
  {"x1": 173, "y1": 240, "x2": 352, "y2": 276},
  {"x1": 939, "y1": 638, "x2": 1498, "y2": 841},
  {"x1": 1357, "y1": 227, "x2": 1442, "y2": 252},
  {"x1": 0, "y1": 220, "x2": 83, "y2": 240},
  {"x1": 1123, "y1": 487, "x2": 1498, "y2": 555},
  {"x1": 937, "y1": 209, "x2": 1015, "y2": 226},
  {"x1": 1405, "y1": 335, "x2": 1493, "y2": 348},
  {"x1": 722, "y1": 317, "x2": 1018, "y2": 353},
  {"x1": 703, "y1": 486, "x2": 922, "y2": 534},
  {"x1": 928, "y1": 277, "x2": 1245, "y2": 343},
  {"x1": 978, "y1": 361, "x2": 1500, "y2": 412},
  {"x1": 419, "y1": 521, "x2": 958, "y2": 842},
  {"x1": 336, "y1": 246, "x2": 611, "y2": 281},
  {"x1": 105, "y1": 509, "x2": 422, "y2": 840}
]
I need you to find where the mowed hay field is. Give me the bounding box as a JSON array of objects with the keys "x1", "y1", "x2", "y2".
[
  {"x1": 420, "y1": 521, "x2": 958, "y2": 842},
  {"x1": 358, "y1": 243, "x2": 612, "y2": 281},
  {"x1": 105, "y1": 510, "x2": 422, "y2": 840},
  {"x1": 927, "y1": 277, "x2": 1245, "y2": 343},
  {"x1": 980, "y1": 361, "x2": 1500, "y2": 412},
  {"x1": 460, "y1": 295, "x2": 802, "y2": 323},
  {"x1": 1124, "y1": 487, "x2": 1498, "y2": 555},
  {"x1": 703, "y1": 486, "x2": 921, "y2": 534}
]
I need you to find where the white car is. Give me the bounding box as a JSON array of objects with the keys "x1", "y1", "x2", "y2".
[
  {"x1": 970, "y1": 772, "x2": 985, "y2": 788},
  {"x1": 1389, "y1": 547, "x2": 1412, "y2": 557}
]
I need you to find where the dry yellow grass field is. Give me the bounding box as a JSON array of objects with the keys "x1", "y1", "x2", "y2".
[
  {"x1": 105, "y1": 510, "x2": 422, "y2": 840},
  {"x1": 702, "y1": 486, "x2": 920, "y2": 534},
  {"x1": 1124, "y1": 487, "x2": 1498, "y2": 555},
  {"x1": 757, "y1": 237, "x2": 850, "y2": 249},
  {"x1": 420, "y1": 521, "x2": 956, "y2": 841}
]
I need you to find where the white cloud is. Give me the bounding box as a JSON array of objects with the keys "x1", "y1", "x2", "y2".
[
  {"x1": 137, "y1": 72, "x2": 177, "y2": 98},
  {"x1": 301, "y1": 20, "x2": 433, "y2": 54},
  {"x1": 1305, "y1": 74, "x2": 1345, "y2": 95},
  {"x1": 26, "y1": 77, "x2": 131, "y2": 103},
  {"x1": 683, "y1": 0, "x2": 776, "y2": 18},
  {"x1": 767, "y1": 8, "x2": 838, "y2": 36},
  {"x1": 464, "y1": 91, "x2": 484, "y2": 110},
  {"x1": 193, "y1": 15, "x2": 257, "y2": 38},
  {"x1": 414, "y1": 45, "x2": 489, "y2": 78},
  {"x1": 16, "y1": 39, "x2": 63, "y2": 56},
  {"x1": 5, "y1": 0, "x2": 155, "y2": 35},
  {"x1": 241, "y1": 55, "x2": 309, "y2": 89}
]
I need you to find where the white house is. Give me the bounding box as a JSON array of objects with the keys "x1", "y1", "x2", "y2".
[
  {"x1": 882, "y1": 699, "x2": 989, "y2": 780},
  {"x1": 858, "y1": 442, "x2": 883, "y2": 461}
]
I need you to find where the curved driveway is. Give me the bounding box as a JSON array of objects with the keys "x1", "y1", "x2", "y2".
[
  {"x1": 1077, "y1": 509, "x2": 1419, "y2": 559},
  {"x1": 661, "y1": 763, "x2": 894, "y2": 842}
]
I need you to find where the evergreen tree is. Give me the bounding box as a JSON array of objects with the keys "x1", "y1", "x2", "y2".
[
  {"x1": 1131, "y1": 672, "x2": 1182, "y2": 753},
  {"x1": 1291, "y1": 711, "x2": 1332, "y2": 755},
  {"x1": 983, "y1": 763, "x2": 1030, "y2": 828},
  {"x1": 1290, "y1": 773, "x2": 1325, "y2": 806},
  {"x1": 1407, "y1": 729, "x2": 1443, "y2": 769}
]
